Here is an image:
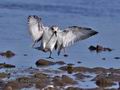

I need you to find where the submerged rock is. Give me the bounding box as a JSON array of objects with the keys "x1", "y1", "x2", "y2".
[
  {"x1": 0, "y1": 50, "x2": 15, "y2": 58},
  {"x1": 35, "y1": 59, "x2": 55, "y2": 66}
]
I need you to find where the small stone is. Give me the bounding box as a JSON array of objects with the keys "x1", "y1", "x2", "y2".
[
  {"x1": 77, "y1": 61, "x2": 82, "y2": 64},
  {"x1": 114, "y1": 57, "x2": 120, "y2": 59},
  {"x1": 88, "y1": 45, "x2": 96, "y2": 51},
  {"x1": 102, "y1": 58, "x2": 106, "y2": 60}
]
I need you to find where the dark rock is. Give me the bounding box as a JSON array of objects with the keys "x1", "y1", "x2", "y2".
[
  {"x1": 114, "y1": 57, "x2": 120, "y2": 59},
  {"x1": 0, "y1": 50, "x2": 15, "y2": 58},
  {"x1": 88, "y1": 45, "x2": 96, "y2": 51},
  {"x1": 64, "y1": 54, "x2": 68, "y2": 57},
  {"x1": 77, "y1": 61, "x2": 82, "y2": 64},
  {"x1": 102, "y1": 58, "x2": 106, "y2": 60},
  {"x1": 35, "y1": 59, "x2": 55, "y2": 66},
  {"x1": 0, "y1": 63, "x2": 15, "y2": 68}
]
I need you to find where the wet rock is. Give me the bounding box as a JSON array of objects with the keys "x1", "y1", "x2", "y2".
[
  {"x1": 35, "y1": 79, "x2": 50, "y2": 89},
  {"x1": 0, "y1": 72, "x2": 10, "y2": 78},
  {"x1": 0, "y1": 80, "x2": 5, "y2": 89},
  {"x1": 3, "y1": 81, "x2": 20, "y2": 90},
  {"x1": 0, "y1": 63, "x2": 15, "y2": 68},
  {"x1": 74, "y1": 73, "x2": 91, "y2": 80},
  {"x1": 3, "y1": 86, "x2": 13, "y2": 90},
  {"x1": 16, "y1": 77, "x2": 33, "y2": 89},
  {"x1": 17, "y1": 77, "x2": 31, "y2": 83},
  {"x1": 88, "y1": 45, "x2": 112, "y2": 53},
  {"x1": 59, "y1": 64, "x2": 74, "y2": 74},
  {"x1": 52, "y1": 75, "x2": 77, "y2": 87},
  {"x1": 0, "y1": 50, "x2": 15, "y2": 58},
  {"x1": 96, "y1": 78, "x2": 114, "y2": 87},
  {"x1": 35, "y1": 59, "x2": 55, "y2": 66},
  {"x1": 61, "y1": 75, "x2": 77, "y2": 85},
  {"x1": 92, "y1": 67, "x2": 109, "y2": 74},
  {"x1": 33, "y1": 72, "x2": 48, "y2": 79},
  {"x1": 65, "y1": 87, "x2": 81, "y2": 90},
  {"x1": 33, "y1": 73, "x2": 50, "y2": 89},
  {"x1": 55, "y1": 61, "x2": 66, "y2": 65},
  {"x1": 74, "y1": 67, "x2": 93, "y2": 73},
  {"x1": 52, "y1": 76, "x2": 64, "y2": 86}
]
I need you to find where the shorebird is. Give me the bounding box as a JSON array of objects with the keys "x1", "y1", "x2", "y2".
[{"x1": 28, "y1": 15, "x2": 98, "y2": 58}]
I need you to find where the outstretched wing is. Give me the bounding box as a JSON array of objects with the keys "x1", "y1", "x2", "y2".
[
  {"x1": 57, "y1": 26, "x2": 98, "y2": 55},
  {"x1": 62, "y1": 26, "x2": 98, "y2": 47},
  {"x1": 28, "y1": 15, "x2": 44, "y2": 43}
]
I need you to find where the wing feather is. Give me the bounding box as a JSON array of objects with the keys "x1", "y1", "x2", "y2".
[
  {"x1": 56, "y1": 26, "x2": 98, "y2": 55},
  {"x1": 28, "y1": 15, "x2": 43, "y2": 42}
]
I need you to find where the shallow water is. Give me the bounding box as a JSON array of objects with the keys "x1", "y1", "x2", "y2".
[{"x1": 0, "y1": 0, "x2": 120, "y2": 89}]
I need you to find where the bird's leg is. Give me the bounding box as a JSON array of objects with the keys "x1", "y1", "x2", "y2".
[
  {"x1": 32, "y1": 41, "x2": 36, "y2": 48},
  {"x1": 63, "y1": 48, "x2": 68, "y2": 57},
  {"x1": 47, "y1": 51, "x2": 54, "y2": 59}
]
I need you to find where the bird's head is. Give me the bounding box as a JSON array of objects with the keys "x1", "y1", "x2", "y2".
[
  {"x1": 51, "y1": 25, "x2": 59, "y2": 36},
  {"x1": 28, "y1": 15, "x2": 41, "y2": 25}
]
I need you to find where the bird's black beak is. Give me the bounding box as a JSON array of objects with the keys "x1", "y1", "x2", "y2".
[{"x1": 54, "y1": 31, "x2": 57, "y2": 36}]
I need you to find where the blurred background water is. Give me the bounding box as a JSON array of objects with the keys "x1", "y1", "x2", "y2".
[{"x1": 0, "y1": 0, "x2": 120, "y2": 68}]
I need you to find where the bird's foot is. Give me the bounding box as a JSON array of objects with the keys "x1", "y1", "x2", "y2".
[
  {"x1": 64, "y1": 54, "x2": 68, "y2": 57},
  {"x1": 47, "y1": 56, "x2": 54, "y2": 59}
]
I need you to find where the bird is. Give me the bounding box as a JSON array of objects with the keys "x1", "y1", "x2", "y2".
[
  {"x1": 55, "y1": 26, "x2": 98, "y2": 56},
  {"x1": 28, "y1": 15, "x2": 58, "y2": 58},
  {"x1": 28, "y1": 15, "x2": 98, "y2": 58}
]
